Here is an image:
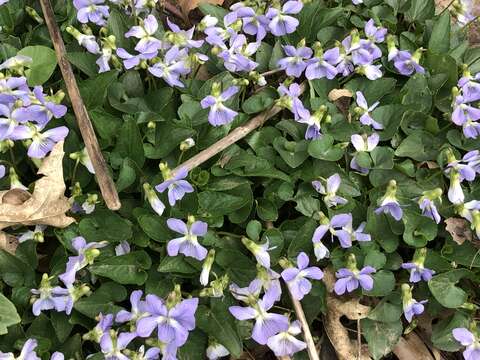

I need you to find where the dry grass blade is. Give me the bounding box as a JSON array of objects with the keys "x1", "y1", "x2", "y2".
[{"x1": 0, "y1": 141, "x2": 74, "y2": 230}]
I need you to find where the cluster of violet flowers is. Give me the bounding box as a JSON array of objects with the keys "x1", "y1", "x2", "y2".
[
  {"x1": 80, "y1": 288, "x2": 199, "y2": 360},
  {"x1": 0, "y1": 56, "x2": 68, "y2": 164},
  {"x1": 0, "y1": 338, "x2": 64, "y2": 360},
  {"x1": 452, "y1": 70, "x2": 480, "y2": 139}
]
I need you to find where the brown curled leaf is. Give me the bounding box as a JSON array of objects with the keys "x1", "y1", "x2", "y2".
[
  {"x1": 328, "y1": 89, "x2": 353, "y2": 121},
  {"x1": 0, "y1": 141, "x2": 75, "y2": 230},
  {"x1": 393, "y1": 332, "x2": 435, "y2": 360},
  {"x1": 0, "y1": 231, "x2": 19, "y2": 254},
  {"x1": 323, "y1": 268, "x2": 372, "y2": 360},
  {"x1": 445, "y1": 217, "x2": 473, "y2": 245}
]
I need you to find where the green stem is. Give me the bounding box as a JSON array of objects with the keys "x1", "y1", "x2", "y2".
[{"x1": 216, "y1": 231, "x2": 242, "y2": 238}]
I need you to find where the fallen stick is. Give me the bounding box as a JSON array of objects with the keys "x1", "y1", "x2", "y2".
[
  {"x1": 172, "y1": 83, "x2": 306, "y2": 176},
  {"x1": 39, "y1": 0, "x2": 121, "y2": 211},
  {"x1": 287, "y1": 289, "x2": 320, "y2": 360}
]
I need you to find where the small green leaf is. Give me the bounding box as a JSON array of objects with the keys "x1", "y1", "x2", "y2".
[
  {"x1": 89, "y1": 251, "x2": 151, "y2": 285},
  {"x1": 406, "y1": 0, "x2": 435, "y2": 22},
  {"x1": 74, "y1": 282, "x2": 127, "y2": 318},
  {"x1": 18, "y1": 46, "x2": 57, "y2": 85},
  {"x1": 362, "y1": 319, "x2": 403, "y2": 360},
  {"x1": 79, "y1": 209, "x2": 133, "y2": 244},
  {"x1": 428, "y1": 12, "x2": 451, "y2": 54},
  {"x1": 242, "y1": 88, "x2": 276, "y2": 114},
  {"x1": 428, "y1": 269, "x2": 471, "y2": 308},
  {"x1": 0, "y1": 293, "x2": 21, "y2": 335},
  {"x1": 308, "y1": 134, "x2": 344, "y2": 161},
  {"x1": 431, "y1": 311, "x2": 469, "y2": 351},
  {"x1": 116, "y1": 158, "x2": 136, "y2": 192}
]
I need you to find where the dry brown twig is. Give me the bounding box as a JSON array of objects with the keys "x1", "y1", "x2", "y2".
[
  {"x1": 172, "y1": 83, "x2": 306, "y2": 176},
  {"x1": 393, "y1": 332, "x2": 435, "y2": 360},
  {"x1": 322, "y1": 268, "x2": 372, "y2": 360},
  {"x1": 39, "y1": 0, "x2": 121, "y2": 211}
]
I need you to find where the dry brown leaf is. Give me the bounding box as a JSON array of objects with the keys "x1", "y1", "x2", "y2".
[
  {"x1": 445, "y1": 217, "x2": 473, "y2": 245},
  {"x1": 0, "y1": 231, "x2": 19, "y2": 254},
  {"x1": 0, "y1": 141, "x2": 74, "y2": 230},
  {"x1": 176, "y1": 0, "x2": 224, "y2": 15},
  {"x1": 328, "y1": 89, "x2": 353, "y2": 102},
  {"x1": 323, "y1": 268, "x2": 372, "y2": 360},
  {"x1": 393, "y1": 332, "x2": 434, "y2": 360}
]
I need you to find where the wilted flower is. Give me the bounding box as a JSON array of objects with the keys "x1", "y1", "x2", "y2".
[
  {"x1": 70, "y1": 147, "x2": 95, "y2": 174},
  {"x1": 448, "y1": 170, "x2": 465, "y2": 205},
  {"x1": 82, "y1": 193, "x2": 99, "y2": 214},
  {"x1": 375, "y1": 180, "x2": 403, "y2": 221},
  {"x1": 401, "y1": 284, "x2": 427, "y2": 322},
  {"x1": 200, "y1": 249, "x2": 215, "y2": 286},
  {"x1": 166, "y1": 216, "x2": 208, "y2": 261},
  {"x1": 334, "y1": 254, "x2": 375, "y2": 295},
  {"x1": 18, "y1": 225, "x2": 46, "y2": 243},
  {"x1": 281, "y1": 252, "x2": 323, "y2": 300},
  {"x1": 201, "y1": 83, "x2": 239, "y2": 126},
  {"x1": 266, "y1": 320, "x2": 307, "y2": 357}
]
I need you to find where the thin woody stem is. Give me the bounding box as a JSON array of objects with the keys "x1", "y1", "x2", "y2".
[
  {"x1": 172, "y1": 83, "x2": 306, "y2": 176},
  {"x1": 39, "y1": 0, "x2": 121, "y2": 210},
  {"x1": 287, "y1": 287, "x2": 320, "y2": 360}
]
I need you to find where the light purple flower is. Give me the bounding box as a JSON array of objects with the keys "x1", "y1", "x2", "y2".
[
  {"x1": 114, "y1": 241, "x2": 131, "y2": 256},
  {"x1": 30, "y1": 275, "x2": 72, "y2": 315},
  {"x1": 266, "y1": 1, "x2": 302, "y2": 36},
  {"x1": 256, "y1": 267, "x2": 282, "y2": 302},
  {"x1": 232, "y1": 6, "x2": 269, "y2": 41},
  {"x1": 26, "y1": 86, "x2": 67, "y2": 126},
  {"x1": 229, "y1": 279, "x2": 262, "y2": 303},
  {"x1": 116, "y1": 48, "x2": 156, "y2": 70},
  {"x1": 0, "y1": 103, "x2": 30, "y2": 140},
  {"x1": 11, "y1": 124, "x2": 69, "y2": 158},
  {"x1": 401, "y1": 262, "x2": 435, "y2": 283},
  {"x1": 125, "y1": 15, "x2": 162, "y2": 54},
  {"x1": 116, "y1": 290, "x2": 146, "y2": 323},
  {"x1": 352, "y1": 0, "x2": 363, "y2": 4},
  {"x1": 311, "y1": 213, "x2": 352, "y2": 256},
  {"x1": 305, "y1": 47, "x2": 341, "y2": 80},
  {"x1": 266, "y1": 320, "x2": 307, "y2": 357},
  {"x1": 364, "y1": 19, "x2": 387, "y2": 43},
  {"x1": 277, "y1": 45, "x2": 312, "y2": 78},
  {"x1": 218, "y1": 34, "x2": 259, "y2": 73},
  {"x1": 166, "y1": 218, "x2": 208, "y2": 261},
  {"x1": 229, "y1": 294, "x2": 289, "y2": 345},
  {"x1": 419, "y1": 197, "x2": 441, "y2": 224},
  {"x1": 403, "y1": 298, "x2": 427, "y2": 322},
  {"x1": 242, "y1": 237, "x2": 272, "y2": 269},
  {"x1": 136, "y1": 295, "x2": 198, "y2": 347},
  {"x1": 0, "y1": 339, "x2": 41, "y2": 360},
  {"x1": 166, "y1": 18, "x2": 203, "y2": 49},
  {"x1": 201, "y1": 86, "x2": 239, "y2": 126},
  {"x1": 281, "y1": 252, "x2": 323, "y2": 300},
  {"x1": 350, "y1": 133, "x2": 379, "y2": 174},
  {"x1": 100, "y1": 331, "x2": 136, "y2": 360},
  {"x1": 73, "y1": 0, "x2": 109, "y2": 26},
  {"x1": 459, "y1": 75, "x2": 480, "y2": 103},
  {"x1": 375, "y1": 180, "x2": 403, "y2": 221},
  {"x1": 148, "y1": 46, "x2": 190, "y2": 88},
  {"x1": 312, "y1": 173, "x2": 348, "y2": 208},
  {"x1": 0, "y1": 76, "x2": 30, "y2": 104},
  {"x1": 59, "y1": 236, "x2": 107, "y2": 286},
  {"x1": 393, "y1": 50, "x2": 425, "y2": 76},
  {"x1": 155, "y1": 167, "x2": 194, "y2": 206},
  {"x1": 51, "y1": 352, "x2": 64, "y2": 360},
  {"x1": 206, "y1": 343, "x2": 230, "y2": 360},
  {"x1": 355, "y1": 91, "x2": 382, "y2": 130},
  {"x1": 334, "y1": 266, "x2": 376, "y2": 295},
  {"x1": 278, "y1": 83, "x2": 309, "y2": 121},
  {"x1": 448, "y1": 171, "x2": 464, "y2": 205},
  {"x1": 333, "y1": 216, "x2": 371, "y2": 248},
  {"x1": 453, "y1": 328, "x2": 480, "y2": 360}
]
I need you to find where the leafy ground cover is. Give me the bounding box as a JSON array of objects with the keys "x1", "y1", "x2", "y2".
[{"x1": 0, "y1": 0, "x2": 480, "y2": 359}]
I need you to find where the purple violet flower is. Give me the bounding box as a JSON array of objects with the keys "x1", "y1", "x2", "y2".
[
  {"x1": 125, "y1": 15, "x2": 162, "y2": 54},
  {"x1": 116, "y1": 48, "x2": 156, "y2": 70},
  {"x1": 136, "y1": 294, "x2": 198, "y2": 347},
  {"x1": 229, "y1": 293, "x2": 289, "y2": 345},
  {"x1": 155, "y1": 165, "x2": 194, "y2": 206},
  {"x1": 100, "y1": 331, "x2": 136, "y2": 360},
  {"x1": 0, "y1": 76, "x2": 30, "y2": 104},
  {"x1": 281, "y1": 252, "x2": 323, "y2": 300},
  {"x1": 229, "y1": 279, "x2": 262, "y2": 302},
  {"x1": 10, "y1": 124, "x2": 69, "y2": 158},
  {"x1": 355, "y1": 91, "x2": 383, "y2": 130},
  {"x1": 401, "y1": 263, "x2": 435, "y2": 283},
  {"x1": 218, "y1": 34, "x2": 260, "y2": 73},
  {"x1": 148, "y1": 46, "x2": 190, "y2": 88},
  {"x1": 401, "y1": 284, "x2": 427, "y2": 323},
  {"x1": 453, "y1": 328, "x2": 480, "y2": 360},
  {"x1": 458, "y1": 75, "x2": 480, "y2": 103},
  {"x1": 73, "y1": 0, "x2": 109, "y2": 26},
  {"x1": 278, "y1": 83, "x2": 310, "y2": 121},
  {"x1": 393, "y1": 50, "x2": 425, "y2": 76},
  {"x1": 242, "y1": 237, "x2": 272, "y2": 269},
  {"x1": 418, "y1": 188, "x2": 443, "y2": 224},
  {"x1": 277, "y1": 44, "x2": 313, "y2": 78},
  {"x1": 0, "y1": 339, "x2": 40, "y2": 360},
  {"x1": 266, "y1": 1, "x2": 302, "y2": 36},
  {"x1": 305, "y1": 47, "x2": 340, "y2": 80},
  {"x1": 201, "y1": 84, "x2": 239, "y2": 126},
  {"x1": 166, "y1": 217, "x2": 208, "y2": 261},
  {"x1": 312, "y1": 173, "x2": 348, "y2": 208},
  {"x1": 116, "y1": 290, "x2": 146, "y2": 323},
  {"x1": 30, "y1": 274, "x2": 72, "y2": 315},
  {"x1": 334, "y1": 266, "x2": 376, "y2": 295},
  {"x1": 266, "y1": 320, "x2": 307, "y2": 357},
  {"x1": 166, "y1": 18, "x2": 204, "y2": 49},
  {"x1": 364, "y1": 19, "x2": 387, "y2": 43},
  {"x1": 374, "y1": 180, "x2": 403, "y2": 221}
]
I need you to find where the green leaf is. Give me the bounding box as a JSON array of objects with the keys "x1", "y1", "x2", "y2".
[
  {"x1": 0, "y1": 249, "x2": 35, "y2": 287},
  {"x1": 274, "y1": 138, "x2": 309, "y2": 168},
  {"x1": 246, "y1": 220, "x2": 262, "y2": 241},
  {"x1": 79, "y1": 209, "x2": 133, "y2": 243},
  {"x1": 395, "y1": 131, "x2": 442, "y2": 161},
  {"x1": 145, "y1": 121, "x2": 195, "y2": 159},
  {"x1": 431, "y1": 311, "x2": 469, "y2": 351},
  {"x1": 293, "y1": 3, "x2": 343, "y2": 43},
  {"x1": 137, "y1": 214, "x2": 171, "y2": 242},
  {"x1": 406, "y1": 0, "x2": 435, "y2": 22},
  {"x1": 363, "y1": 270, "x2": 396, "y2": 297},
  {"x1": 89, "y1": 251, "x2": 151, "y2": 285},
  {"x1": 288, "y1": 219, "x2": 317, "y2": 257},
  {"x1": 428, "y1": 12, "x2": 451, "y2": 54},
  {"x1": 363, "y1": 249, "x2": 387, "y2": 269},
  {"x1": 371, "y1": 147, "x2": 394, "y2": 169},
  {"x1": 428, "y1": 269, "x2": 471, "y2": 308},
  {"x1": 0, "y1": 293, "x2": 21, "y2": 335},
  {"x1": 116, "y1": 158, "x2": 136, "y2": 192},
  {"x1": 89, "y1": 109, "x2": 123, "y2": 143},
  {"x1": 197, "y1": 300, "x2": 243, "y2": 357},
  {"x1": 215, "y1": 249, "x2": 256, "y2": 285},
  {"x1": 18, "y1": 46, "x2": 57, "y2": 85},
  {"x1": 257, "y1": 198, "x2": 278, "y2": 221},
  {"x1": 66, "y1": 52, "x2": 98, "y2": 77},
  {"x1": 402, "y1": 210, "x2": 438, "y2": 247},
  {"x1": 158, "y1": 256, "x2": 199, "y2": 274},
  {"x1": 367, "y1": 294, "x2": 402, "y2": 323},
  {"x1": 114, "y1": 119, "x2": 145, "y2": 167},
  {"x1": 74, "y1": 282, "x2": 127, "y2": 318},
  {"x1": 198, "y1": 186, "x2": 251, "y2": 216},
  {"x1": 50, "y1": 312, "x2": 73, "y2": 343},
  {"x1": 362, "y1": 319, "x2": 403, "y2": 360},
  {"x1": 79, "y1": 70, "x2": 118, "y2": 109},
  {"x1": 308, "y1": 134, "x2": 344, "y2": 161},
  {"x1": 242, "y1": 88, "x2": 276, "y2": 114}
]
